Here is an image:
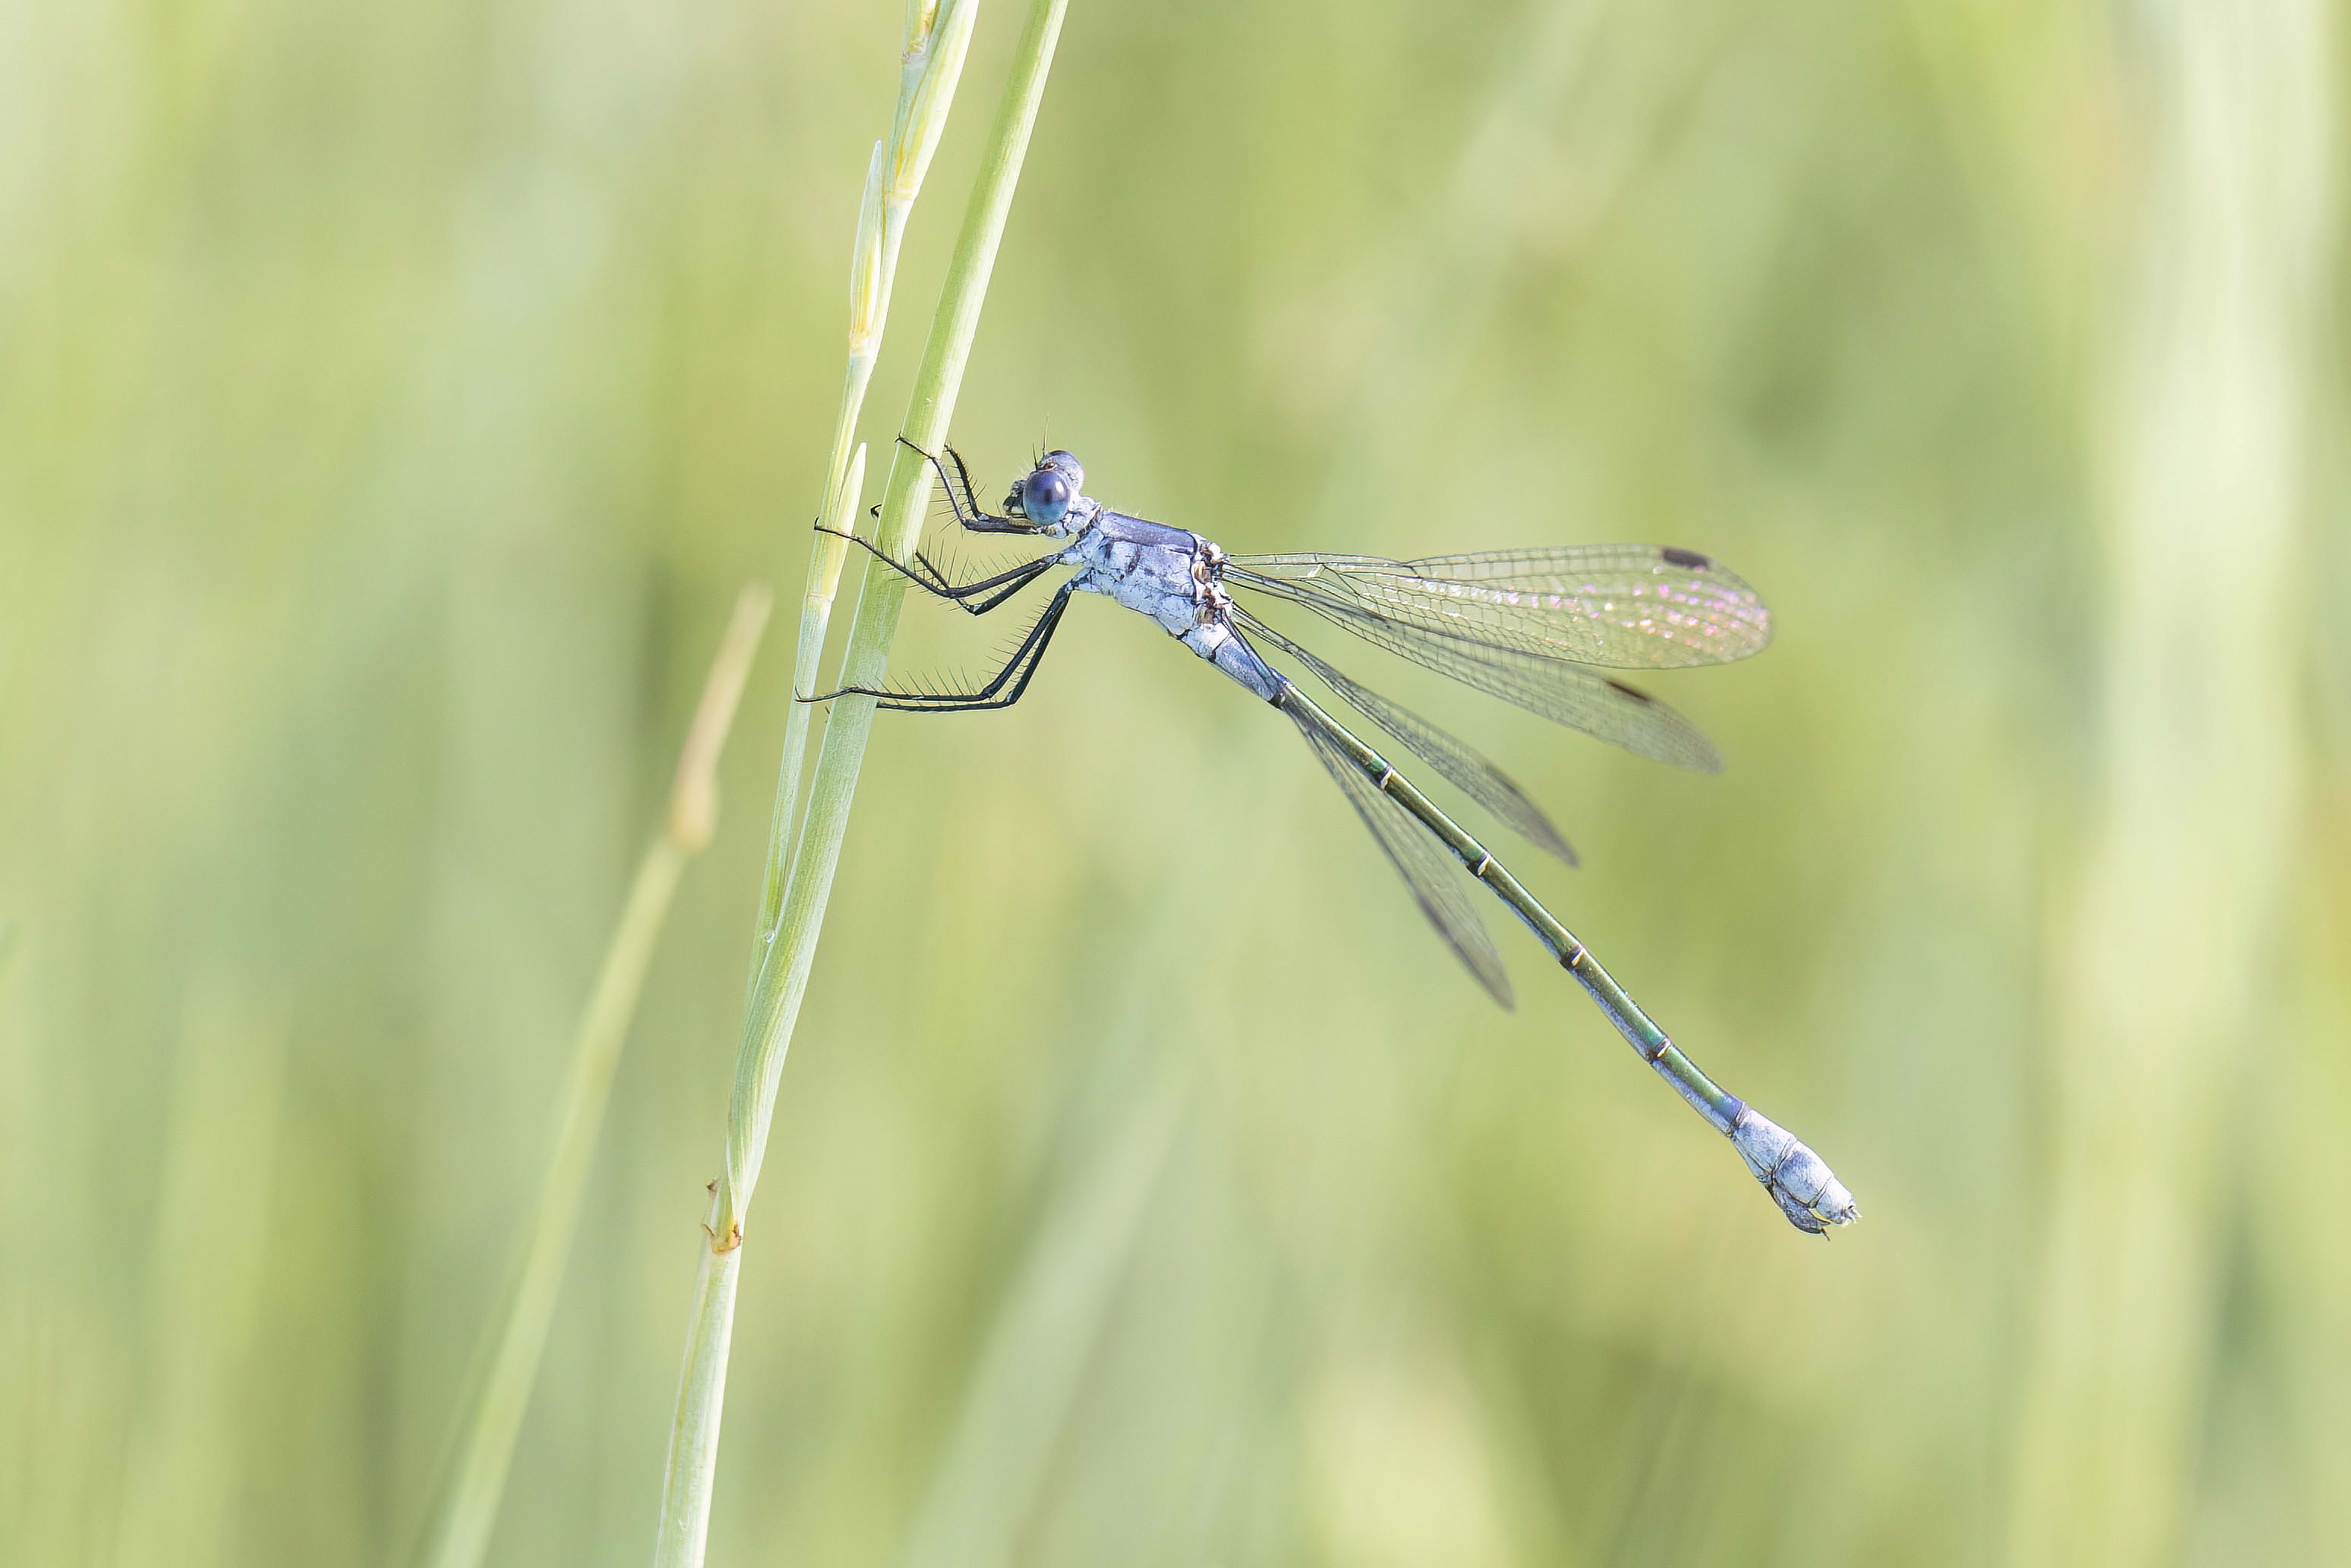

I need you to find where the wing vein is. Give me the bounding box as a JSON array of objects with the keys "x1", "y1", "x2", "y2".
[
  {"x1": 1280, "y1": 690, "x2": 1513, "y2": 1008},
  {"x1": 1232, "y1": 580, "x2": 1726, "y2": 772},
  {"x1": 1227, "y1": 546, "x2": 1772, "y2": 670},
  {"x1": 1236, "y1": 608, "x2": 1577, "y2": 864}
]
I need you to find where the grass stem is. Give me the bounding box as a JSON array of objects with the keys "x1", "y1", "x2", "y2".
[
  {"x1": 419, "y1": 586, "x2": 770, "y2": 1568},
  {"x1": 754, "y1": 0, "x2": 977, "y2": 963},
  {"x1": 650, "y1": 4, "x2": 1069, "y2": 1562}
]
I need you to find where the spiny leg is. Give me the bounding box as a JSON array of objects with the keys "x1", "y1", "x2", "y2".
[
  {"x1": 897, "y1": 435, "x2": 1034, "y2": 535},
  {"x1": 864, "y1": 584, "x2": 1072, "y2": 712},
  {"x1": 816, "y1": 524, "x2": 1062, "y2": 615},
  {"x1": 799, "y1": 581, "x2": 1078, "y2": 712}
]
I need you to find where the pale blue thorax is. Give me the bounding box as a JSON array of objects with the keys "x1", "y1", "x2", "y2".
[{"x1": 1043, "y1": 493, "x2": 1284, "y2": 702}]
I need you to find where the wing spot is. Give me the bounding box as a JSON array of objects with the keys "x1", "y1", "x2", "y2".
[{"x1": 1661, "y1": 546, "x2": 1711, "y2": 570}]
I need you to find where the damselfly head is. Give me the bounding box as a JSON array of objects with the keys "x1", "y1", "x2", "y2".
[{"x1": 1005, "y1": 450, "x2": 1085, "y2": 533}]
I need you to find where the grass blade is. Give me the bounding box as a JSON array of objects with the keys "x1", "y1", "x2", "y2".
[
  {"x1": 419, "y1": 587, "x2": 770, "y2": 1568},
  {"x1": 649, "y1": 4, "x2": 1071, "y2": 1564}
]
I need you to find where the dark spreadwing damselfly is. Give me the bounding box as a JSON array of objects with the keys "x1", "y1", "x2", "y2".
[{"x1": 807, "y1": 442, "x2": 1857, "y2": 1235}]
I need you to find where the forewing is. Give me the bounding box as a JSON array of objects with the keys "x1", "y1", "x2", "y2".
[
  {"x1": 1283, "y1": 696, "x2": 1514, "y2": 1009},
  {"x1": 1236, "y1": 608, "x2": 1577, "y2": 864},
  {"x1": 1244, "y1": 590, "x2": 1725, "y2": 771},
  {"x1": 1229, "y1": 546, "x2": 1771, "y2": 670}
]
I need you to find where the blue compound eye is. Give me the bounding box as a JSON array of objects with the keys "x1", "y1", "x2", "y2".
[{"x1": 1021, "y1": 466, "x2": 1071, "y2": 523}]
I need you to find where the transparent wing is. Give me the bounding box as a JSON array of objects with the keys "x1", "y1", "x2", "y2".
[
  {"x1": 1235, "y1": 607, "x2": 1577, "y2": 865},
  {"x1": 1227, "y1": 545, "x2": 1771, "y2": 670},
  {"x1": 1238, "y1": 589, "x2": 1724, "y2": 772},
  {"x1": 1282, "y1": 694, "x2": 1514, "y2": 1009}
]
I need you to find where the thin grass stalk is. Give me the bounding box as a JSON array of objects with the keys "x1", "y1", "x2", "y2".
[
  {"x1": 754, "y1": 0, "x2": 978, "y2": 960},
  {"x1": 727, "y1": 0, "x2": 1068, "y2": 1231},
  {"x1": 420, "y1": 587, "x2": 770, "y2": 1568},
  {"x1": 650, "y1": 4, "x2": 1069, "y2": 1562},
  {"x1": 897, "y1": 998, "x2": 1186, "y2": 1568},
  {"x1": 2004, "y1": 0, "x2": 2325, "y2": 1562},
  {"x1": 112, "y1": 979, "x2": 287, "y2": 1568},
  {"x1": 757, "y1": 439, "x2": 865, "y2": 972}
]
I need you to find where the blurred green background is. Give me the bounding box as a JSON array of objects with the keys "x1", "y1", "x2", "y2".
[{"x1": 4, "y1": 0, "x2": 2346, "y2": 1564}]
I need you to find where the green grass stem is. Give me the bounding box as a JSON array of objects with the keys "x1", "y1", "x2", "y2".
[
  {"x1": 896, "y1": 1010, "x2": 1185, "y2": 1568},
  {"x1": 2003, "y1": 3, "x2": 2326, "y2": 1561},
  {"x1": 650, "y1": 4, "x2": 1069, "y2": 1563},
  {"x1": 113, "y1": 981, "x2": 288, "y2": 1568},
  {"x1": 725, "y1": 0, "x2": 1067, "y2": 1229},
  {"x1": 755, "y1": 0, "x2": 976, "y2": 964},
  {"x1": 418, "y1": 586, "x2": 771, "y2": 1568}
]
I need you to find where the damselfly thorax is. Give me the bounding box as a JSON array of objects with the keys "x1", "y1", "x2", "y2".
[{"x1": 1057, "y1": 508, "x2": 1276, "y2": 701}]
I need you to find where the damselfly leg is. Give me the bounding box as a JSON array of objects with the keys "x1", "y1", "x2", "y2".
[
  {"x1": 815, "y1": 524, "x2": 1062, "y2": 616},
  {"x1": 800, "y1": 580, "x2": 1078, "y2": 713},
  {"x1": 900, "y1": 436, "x2": 1036, "y2": 534}
]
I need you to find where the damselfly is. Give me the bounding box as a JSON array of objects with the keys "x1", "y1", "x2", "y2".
[{"x1": 810, "y1": 443, "x2": 1856, "y2": 1235}]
